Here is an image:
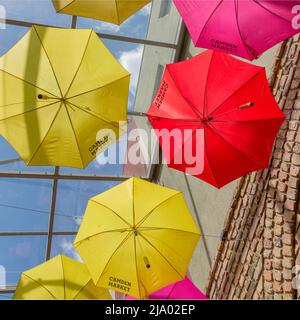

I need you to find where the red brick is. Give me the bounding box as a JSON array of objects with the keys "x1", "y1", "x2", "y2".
[
  {"x1": 290, "y1": 164, "x2": 300, "y2": 176},
  {"x1": 286, "y1": 188, "x2": 298, "y2": 200},
  {"x1": 283, "y1": 269, "x2": 292, "y2": 281},
  {"x1": 283, "y1": 281, "x2": 293, "y2": 293},
  {"x1": 264, "y1": 259, "x2": 272, "y2": 270},
  {"x1": 285, "y1": 199, "x2": 296, "y2": 210},
  {"x1": 274, "y1": 270, "x2": 283, "y2": 282},
  {"x1": 292, "y1": 153, "x2": 300, "y2": 165},
  {"x1": 277, "y1": 182, "x2": 287, "y2": 192},
  {"x1": 264, "y1": 270, "x2": 273, "y2": 282},
  {"x1": 283, "y1": 245, "x2": 293, "y2": 257},
  {"x1": 274, "y1": 247, "x2": 283, "y2": 259},
  {"x1": 282, "y1": 257, "x2": 294, "y2": 269},
  {"x1": 264, "y1": 239, "x2": 273, "y2": 249},
  {"x1": 273, "y1": 282, "x2": 283, "y2": 293},
  {"x1": 282, "y1": 233, "x2": 294, "y2": 245}
]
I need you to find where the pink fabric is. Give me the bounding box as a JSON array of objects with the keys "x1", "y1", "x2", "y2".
[
  {"x1": 174, "y1": 0, "x2": 300, "y2": 60},
  {"x1": 125, "y1": 277, "x2": 208, "y2": 300}
]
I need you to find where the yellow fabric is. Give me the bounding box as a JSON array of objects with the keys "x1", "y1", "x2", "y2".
[
  {"x1": 74, "y1": 177, "x2": 201, "y2": 299},
  {"x1": 52, "y1": 0, "x2": 151, "y2": 25},
  {"x1": 13, "y1": 254, "x2": 111, "y2": 300},
  {"x1": 0, "y1": 26, "x2": 129, "y2": 168}
]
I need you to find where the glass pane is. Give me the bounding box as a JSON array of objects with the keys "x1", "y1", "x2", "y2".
[
  {"x1": 0, "y1": 178, "x2": 53, "y2": 232},
  {"x1": 0, "y1": 137, "x2": 55, "y2": 174},
  {"x1": 0, "y1": 0, "x2": 72, "y2": 27},
  {"x1": 134, "y1": 45, "x2": 176, "y2": 113},
  {"x1": 0, "y1": 293, "x2": 13, "y2": 300},
  {"x1": 0, "y1": 236, "x2": 47, "y2": 287},
  {"x1": 76, "y1": 2, "x2": 152, "y2": 40},
  {"x1": 50, "y1": 235, "x2": 80, "y2": 261},
  {"x1": 53, "y1": 180, "x2": 120, "y2": 232},
  {"x1": 0, "y1": 24, "x2": 29, "y2": 56},
  {"x1": 146, "y1": 0, "x2": 182, "y2": 44}
]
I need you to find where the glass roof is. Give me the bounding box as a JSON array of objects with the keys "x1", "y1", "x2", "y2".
[{"x1": 0, "y1": 0, "x2": 184, "y2": 296}]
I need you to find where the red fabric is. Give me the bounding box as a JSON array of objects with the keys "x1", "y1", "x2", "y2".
[{"x1": 147, "y1": 50, "x2": 285, "y2": 188}]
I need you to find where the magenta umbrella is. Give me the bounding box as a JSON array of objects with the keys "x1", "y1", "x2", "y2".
[
  {"x1": 174, "y1": 0, "x2": 300, "y2": 60},
  {"x1": 125, "y1": 277, "x2": 208, "y2": 300}
]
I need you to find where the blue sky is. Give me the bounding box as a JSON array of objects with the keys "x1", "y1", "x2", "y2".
[{"x1": 0, "y1": 0, "x2": 151, "y2": 292}]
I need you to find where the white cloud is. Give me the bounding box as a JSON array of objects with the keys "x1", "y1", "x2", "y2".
[
  {"x1": 119, "y1": 45, "x2": 144, "y2": 95},
  {"x1": 58, "y1": 238, "x2": 82, "y2": 262},
  {"x1": 94, "y1": 22, "x2": 120, "y2": 33}
]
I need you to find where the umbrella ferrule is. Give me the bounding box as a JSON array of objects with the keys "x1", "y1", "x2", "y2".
[
  {"x1": 143, "y1": 256, "x2": 151, "y2": 269},
  {"x1": 202, "y1": 117, "x2": 214, "y2": 123},
  {"x1": 238, "y1": 102, "x2": 254, "y2": 109}
]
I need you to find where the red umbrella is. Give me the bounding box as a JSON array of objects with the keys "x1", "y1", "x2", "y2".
[{"x1": 147, "y1": 50, "x2": 285, "y2": 188}]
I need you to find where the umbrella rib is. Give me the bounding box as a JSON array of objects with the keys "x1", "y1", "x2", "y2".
[
  {"x1": 115, "y1": 0, "x2": 120, "y2": 25},
  {"x1": 89, "y1": 199, "x2": 132, "y2": 227},
  {"x1": 0, "y1": 69, "x2": 60, "y2": 99},
  {"x1": 208, "y1": 69, "x2": 263, "y2": 118},
  {"x1": 203, "y1": 125, "x2": 219, "y2": 187},
  {"x1": 64, "y1": 103, "x2": 84, "y2": 168},
  {"x1": 203, "y1": 50, "x2": 215, "y2": 118},
  {"x1": 132, "y1": 178, "x2": 135, "y2": 226},
  {"x1": 60, "y1": 256, "x2": 66, "y2": 300},
  {"x1": 33, "y1": 26, "x2": 64, "y2": 98},
  {"x1": 0, "y1": 101, "x2": 59, "y2": 122},
  {"x1": 166, "y1": 67, "x2": 203, "y2": 118},
  {"x1": 63, "y1": 30, "x2": 93, "y2": 98},
  {"x1": 21, "y1": 273, "x2": 57, "y2": 300},
  {"x1": 74, "y1": 228, "x2": 132, "y2": 245},
  {"x1": 252, "y1": 0, "x2": 291, "y2": 23},
  {"x1": 26, "y1": 103, "x2": 62, "y2": 165},
  {"x1": 56, "y1": 0, "x2": 76, "y2": 13},
  {"x1": 71, "y1": 279, "x2": 93, "y2": 300},
  {"x1": 138, "y1": 227, "x2": 200, "y2": 237},
  {"x1": 138, "y1": 233, "x2": 186, "y2": 280},
  {"x1": 134, "y1": 235, "x2": 142, "y2": 299},
  {"x1": 66, "y1": 73, "x2": 130, "y2": 100},
  {"x1": 135, "y1": 192, "x2": 180, "y2": 228},
  {"x1": 208, "y1": 122, "x2": 265, "y2": 167},
  {"x1": 66, "y1": 100, "x2": 121, "y2": 130},
  {"x1": 212, "y1": 116, "x2": 285, "y2": 124},
  {"x1": 94, "y1": 231, "x2": 134, "y2": 286},
  {"x1": 194, "y1": 0, "x2": 224, "y2": 47},
  {"x1": 234, "y1": 0, "x2": 254, "y2": 59}
]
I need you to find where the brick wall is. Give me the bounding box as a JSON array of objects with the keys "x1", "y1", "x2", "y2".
[{"x1": 206, "y1": 35, "x2": 300, "y2": 300}]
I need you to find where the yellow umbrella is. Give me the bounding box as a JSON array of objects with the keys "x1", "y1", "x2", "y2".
[
  {"x1": 0, "y1": 26, "x2": 129, "y2": 168},
  {"x1": 74, "y1": 177, "x2": 201, "y2": 299},
  {"x1": 52, "y1": 0, "x2": 151, "y2": 25},
  {"x1": 13, "y1": 254, "x2": 112, "y2": 300}
]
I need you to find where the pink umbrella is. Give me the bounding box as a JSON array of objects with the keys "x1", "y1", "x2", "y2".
[
  {"x1": 125, "y1": 277, "x2": 208, "y2": 300},
  {"x1": 174, "y1": 0, "x2": 300, "y2": 60}
]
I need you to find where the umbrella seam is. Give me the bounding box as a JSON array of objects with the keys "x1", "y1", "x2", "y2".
[
  {"x1": 21, "y1": 273, "x2": 57, "y2": 300},
  {"x1": 207, "y1": 122, "x2": 267, "y2": 167},
  {"x1": 135, "y1": 192, "x2": 180, "y2": 227},
  {"x1": 56, "y1": 0, "x2": 76, "y2": 13},
  {"x1": 26, "y1": 103, "x2": 62, "y2": 165},
  {"x1": 208, "y1": 69, "x2": 263, "y2": 118},
  {"x1": 252, "y1": 0, "x2": 292, "y2": 23},
  {"x1": 33, "y1": 26, "x2": 64, "y2": 97},
  {"x1": 132, "y1": 176, "x2": 135, "y2": 226},
  {"x1": 74, "y1": 228, "x2": 131, "y2": 245},
  {"x1": 115, "y1": 0, "x2": 120, "y2": 25},
  {"x1": 0, "y1": 69, "x2": 60, "y2": 99},
  {"x1": 64, "y1": 103, "x2": 84, "y2": 168},
  {"x1": 134, "y1": 235, "x2": 142, "y2": 299},
  {"x1": 63, "y1": 30, "x2": 93, "y2": 98},
  {"x1": 234, "y1": 0, "x2": 254, "y2": 60},
  {"x1": 194, "y1": 0, "x2": 224, "y2": 47},
  {"x1": 203, "y1": 125, "x2": 219, "y2": 187},
  {"x1": 165, "y1": 67, "x2": 203, "y2": 118},
  {"x1": 93, "y1": 231, "x2": 134, "y2": 286},
  {"x1": 0, "y1": 101, "x2": 59, "y2": 122},
  {"x1": 138, "y1": 233, "x2": 186, "y2": 280},
  {"x1": 138, "y1": 227, "x2": 200, "y2": 237},
  {"x1": 60, "y1": 255, "x2": 66, "y2": 300},
  {"x1": 66, "y1": 73, "x2": 130, "y2": 100},
  {"x1": 212, "y1": 116, "x2": 285, "y2": 124},
  {"x1": 66, "y1": 100, "x2": 121, "y2": 130},
  {"x1": 89, "y1": 199, "x2": 132, "y2": 227},
  {"x1": 203, "y1": 50, "x2": 215, "y2": 118},
  {"x1": 71, "y1": 279, "x2": 94, "y2": 300}
]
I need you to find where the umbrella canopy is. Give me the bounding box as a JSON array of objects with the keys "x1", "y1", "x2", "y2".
[
  {"x1": 147, "y1": 50, "x2": 285, "y2": 189},
  {"x1": 73, "y1": 177, "x2": 200, "y2": 299},
  {"x1": 13, "y1": 254, "x2": 112, "y2": 300},
  {"x1": 0, "y1": 25, "x2": 129, "y2": 168},
  {"x1": 125, "y1": 276, "x2": 208, "y2": 300},
  {"x1": 174, "y1": 0, "x2": 300, "y2": 60},
  {"x1": 52, "y1": 0, "x2": 151, "y2": 25}
]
